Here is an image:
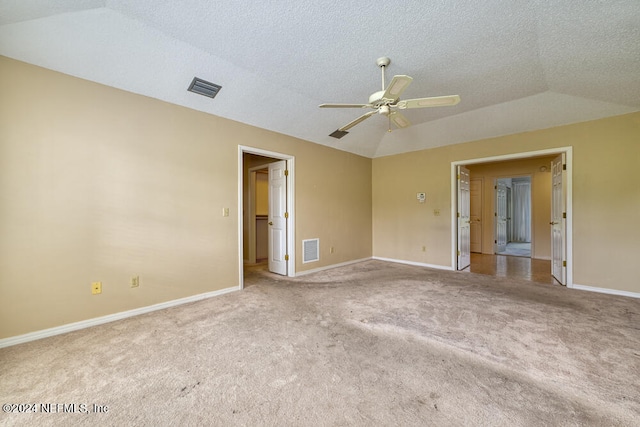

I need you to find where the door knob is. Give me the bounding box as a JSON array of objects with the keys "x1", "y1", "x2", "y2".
[
  {"x1": 549, "y1": 221, "x2": 558, "y2": 225},
  {"x1": 268, "y1": 221, "x2": 273, "y2": 225}
]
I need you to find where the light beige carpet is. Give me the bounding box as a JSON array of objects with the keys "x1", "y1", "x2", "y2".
[{"x1": 1, "y1": 260, "x2": 639, "y2": 426}]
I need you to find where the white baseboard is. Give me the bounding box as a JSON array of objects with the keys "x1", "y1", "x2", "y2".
[
  {"x1": 295, "y1": 257, "x2": 372, "y2": 276},
  {"x1": 0, "y1": 286, "x2": 240, "y2": 349},
  {"x1": 372, "y1": 256, "x2": 454, "y2": 271},
  {"x1": 572, "y1": 283, "x2": 640, "y2": 299}
]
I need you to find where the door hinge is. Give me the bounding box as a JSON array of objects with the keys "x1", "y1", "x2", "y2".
[
  {"x1": 457, "y1": 212, "x2": 460, "y2": 218},
  {"x1": 562, "y1": 164, "x2": 566, "y2": 170},
  {"x1": 495, "y1": 240, "x2": 497, "y2": 244},
  {"x1": 562, "y1": 212, "x2": 566, "y2": 219},
  {"x1": 563, "y1": 260, "x2": 566, "y2": 267},
  {"x1": 284, "y1": 169, "x2": 289, "y2": 176},
  {"x1": 285, "y1": 254, "x2": 289, "y2": 261},
  {"x1": 457, "y1": 250, "x2": 460, "y2": 256},
  {"x1": 284, "y1": 212, "x2": 289, "y2": 219},
  {"x1": 457, "y1": 174, "x2": 460, "y2": 180},
  {"x1": 494, "y1": 185, "x2": 497, "y2": 190}
]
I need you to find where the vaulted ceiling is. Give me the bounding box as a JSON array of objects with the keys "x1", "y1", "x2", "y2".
[{"x1": 1, "y1": 1, "x2": 638, "y2": 158}]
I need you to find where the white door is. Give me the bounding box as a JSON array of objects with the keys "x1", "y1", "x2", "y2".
[
  {"x1": 457, "y1": 166, "x2": 471, "y2": 270},
  {"x1": 268, "y1": 160, "x2": 288, "y2": 276},
  {"x1": 495, "y1": 180, "x2": 507, "y2": 253},
  {"x1": 551, "y1": 154, "x2": 566, "y2": 285},
  {"x1": 470, "y1": 178, "x2": 482, "y2": 253},
  {"x1": 506, "y1": 187, "x2": 513, "y2": 242}
]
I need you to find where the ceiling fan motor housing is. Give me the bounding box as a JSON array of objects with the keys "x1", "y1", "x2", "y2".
[
  {"x1": 369, "y1": 90, "x2": 397, "y2": 108},
  {"x1": 369, "y1": 90, "x2": 385, "y2": 105}
]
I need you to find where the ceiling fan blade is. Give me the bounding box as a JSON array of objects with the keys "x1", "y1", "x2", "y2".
[
  {"x1": 339, "y1": 110, "x2": 378, "y2": 131},
  {"x1": 395, "y1": 95, "x2": 460, "y2": 109},
  {"x1": 319, "y1": 103, "x2": 371, "y2": 108},
  {"x1": 389, "y1": 111, "x2": 411, "y2": 129},
  {"x1": 383, "y1": 75, "x2": 413, "y2": 100}
]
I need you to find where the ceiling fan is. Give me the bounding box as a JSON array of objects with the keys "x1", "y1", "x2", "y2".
[{"x1": 320, "y1": 57, "x2": 460, "y2": 139}]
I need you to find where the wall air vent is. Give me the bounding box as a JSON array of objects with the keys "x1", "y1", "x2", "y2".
[
  {"x1": 187, "y1": 77, "x2": 222, "y2": 99},
  {"x1": 302, "y1": 238, "x2": 320, "y2": 263}
]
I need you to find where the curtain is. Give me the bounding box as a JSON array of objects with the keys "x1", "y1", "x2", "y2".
[{"x1": 512, "y1": 181, "x2": 531, "y2": 242}]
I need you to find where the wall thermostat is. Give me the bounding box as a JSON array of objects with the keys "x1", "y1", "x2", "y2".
[{"x1": 417, "y1": 192, "x2": 426, "y2": 203}]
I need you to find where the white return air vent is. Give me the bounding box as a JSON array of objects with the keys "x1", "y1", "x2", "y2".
[{"x1": 302, "y1": 238, "x2": 320, "y2": 263}]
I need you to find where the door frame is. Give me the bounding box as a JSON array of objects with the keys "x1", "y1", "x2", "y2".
[
  {"x1": 450, "y1": 147, "x2": 573, "y2": 287},
  {"x1": 238, "y1": 146, "x2": 296, "y2": 288}
]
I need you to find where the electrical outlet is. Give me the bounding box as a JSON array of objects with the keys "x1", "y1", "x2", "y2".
[
  {"x1": 433, "y1": 209, "x2": 441, "y2": 216},
  {"x1": 131, "y1": 276, "x2": 139, "y2": 288},
  {"x1": 91, "y1": 282, "x2": 102, "y2": 295},
  {"x1": 421, "y1": 246, "x2": 426, "y2": 252},
  {"x1": 330, "y1": 246, "x2": 335, "y2": 254},
  {"x1": 222, "y1": 208, "x2": 229, "y2": 217}
]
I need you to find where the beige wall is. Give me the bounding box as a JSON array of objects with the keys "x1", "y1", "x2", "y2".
[
  {"x1": 0, "y1": 57, "x2": 372, "y2": 338},
  {"x1": 373, "y1": 112, "x2": 640, "y2": 294},
  {"x1": 467, "y1": 156, "x2": 555, "y2": 259}
]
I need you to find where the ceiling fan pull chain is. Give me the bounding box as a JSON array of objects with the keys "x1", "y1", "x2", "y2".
[
  {"x1": 388, "y1": 115, "x2": 392, "y2": 132},
  {"x1": 381, "y1": 63, "x2": 386, "y2": 91}
]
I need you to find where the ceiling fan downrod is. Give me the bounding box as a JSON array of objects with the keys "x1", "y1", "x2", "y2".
[{"x1": 376, "y1": 57, "x2": 391, "y2": 91}]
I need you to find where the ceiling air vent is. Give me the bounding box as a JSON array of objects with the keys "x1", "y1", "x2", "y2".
[
  {"x1": 187, "y1": 77, "x2": 222, "y2": 99},
  {"x1": 329, "y1": 130, "x2": 349, "y2": 139}
]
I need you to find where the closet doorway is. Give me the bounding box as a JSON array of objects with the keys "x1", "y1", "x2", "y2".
[{"x1": 239, "y1": 147, "x2": 295, "y2": 289}]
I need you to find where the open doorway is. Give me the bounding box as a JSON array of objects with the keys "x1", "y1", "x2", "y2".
[
  {"x1": 495, "y1": 176, "x2": 532, "y2": 258},
  {"x1": 238, "y1": 146, "x2": 295, "y2": 289},
  {"x1": 452, "y1": 147, "x2": 572, "y2": 287}
]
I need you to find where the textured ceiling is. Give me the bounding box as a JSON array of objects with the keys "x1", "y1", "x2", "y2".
[{"x1": 1, "y1": 1, "x2": 638, "y2": 158}]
